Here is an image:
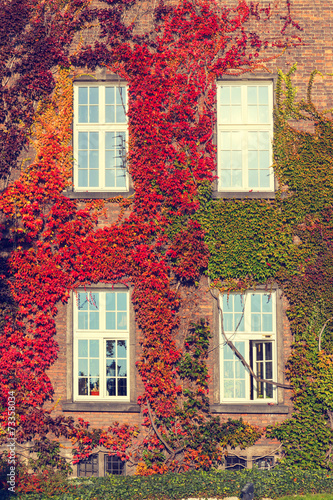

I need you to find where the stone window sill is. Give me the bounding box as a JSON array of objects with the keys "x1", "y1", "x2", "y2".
[
  {"x1": 210, "y1": 404, "x2": 289, "y2": 414},
  {"x1": 62, "y1": 401, "x2": 141, "y2": 413}
]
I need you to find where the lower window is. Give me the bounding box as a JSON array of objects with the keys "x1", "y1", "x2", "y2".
[
  {"x1": 104, "y1": 455, "x2": 125, "y2": 475},
  {"x1": 254, "y1": 456, "x2": 274, "y2": 469},
  {"x1": 225, "y1": 455, "x2": 246, "y2": 470},
  {"x1": 74, "y1": 290, "x2": 130, "y2": 401},
  {"x1": 78, "y1": 454, "x2": 99, "y2": 477},
  {"x1": 220, "y1": 292, "x2": 277, "y2": 402}
]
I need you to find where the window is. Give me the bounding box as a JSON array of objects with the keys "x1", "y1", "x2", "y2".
[
  {"x1": 217, "y1": 81, "x2": 273, "y2": 192},
  {"x1": 73, "y1": 290, "x2": 130, "y2": 400},
  {"x1": 78, "y1": 453, "x2": 99, "y2": 477},
  {"x1": 104, "y1": 455, "x2": 125, "y2": 475},
  {"x1": 73, "y1": 85, "x2": 128, "y2": 191},
  {"x1": 225, "y1": 455, "x2": 247, "y2": 470},
  {"x1": 254, "y1": 456, "x2": 274, "y2": 469},
  {"x1": 220, "y1": 292, "x2": 276, "y2": 402}
]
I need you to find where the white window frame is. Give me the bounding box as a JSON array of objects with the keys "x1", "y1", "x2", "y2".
[
  {"x1": 73, "y1": 289, "x2": 130, "y2": 402},
  {"x1": 73, "y1": 84, "x2": 128, "y2": 192},
  {"x1": 217, "y1": 81, "x2": 274, "y2": 192},
  {"x1": 220, "y1": 291, "x2": 277, "y2": 403}
]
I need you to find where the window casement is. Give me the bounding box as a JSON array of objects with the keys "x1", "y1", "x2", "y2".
[
  {"x1": 217, "y1": 81, "x2": 274, "y2": 192},
  {"x1": 220, "y1": 291, "x2": 277, "y2": 403},
  {"x1": 73, "y1": 84, "x2": 128, "y2": 192},
  {"x1": 104, "y1": 454, "x2": 125, "y2": 475},
  {"x1": 77, "y1": 453, "x2": 99, "y2": 477},
  {"x1": 73, "y1": 290, "x2": 130, "y2": 401}
]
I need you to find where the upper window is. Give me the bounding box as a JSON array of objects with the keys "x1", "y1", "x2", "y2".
[
  {"x1": 220, "y1": 292, "x2": 276, "y2": 403},
  {"x1": 73, "y1": 290, "x2": 130, "y2": 400},
  {"x1": 73, "y1": 85, "x2": 128, "y2": 191},
  {"x1": 217, "y1": 81, "x2": 274, "y2": 192}
]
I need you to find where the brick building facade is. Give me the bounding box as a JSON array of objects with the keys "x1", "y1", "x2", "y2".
[{"x1": 8, "y1": 0, "x2": 333, "y2": 477}]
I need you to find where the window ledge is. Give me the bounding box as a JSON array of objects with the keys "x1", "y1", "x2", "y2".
[
  {"x1": 62, "y1": 401, "x2": 141, "y2": 413},
  {"x1": 211, "y1": 404, "x2": 289, "y2": 414},
  {"x1": 64, "y1": 189, "x2": 134, "y2": 199},
  {"x1": 212, "y1": 191, "x2": 275, "y2": 200}
]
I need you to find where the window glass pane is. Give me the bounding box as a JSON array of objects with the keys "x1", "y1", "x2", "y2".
[
  {"x1": 89, "y1": 87, "x2": 99, "y2": 104},
  {"x1": 78, "y1": 106, "x2": 88, "y2": 123},
  {"x1": 78, "y1": 339, "x2": 88, "y2": 357},
  {"x1": 107, "y1": 378, "x2": 116, "y2": 396},
  {"x1": 106, "y1": 293, "x2": 115, "y2": 310},
  {"x1": 117, "y1": 312, "x2": 127, "y2": 330},
  {"x1": 260, "y1": 170, "x2": 270, "y2": 188},
  {"x1": 78, "y1": 359, "x2": 88, "y2": 377},
  {"x1": 251, "y1": 314, "x2": 261, "y2": 332},
  {"x1": 106, "y1": 359, "x2": 116, "y2": 377},
  {"x1": 78, "y1": 150, "x2": 88, "y2": 169},
  {"x1": 259, "y1": 105, "x2": 269, "y2": 123},
  {"x1": 265, "y1": 342, "x2": 272, "y2": 360},
  {"x1": 223, "y1": 343, "x2": 234, "y2": 360},
  {"x1": 89, "y1": 132, "x2": 99, "y2": 149},
  {"x1": 116, "y1": 170, "x2": 126, "y2": 188},
  {"x1": 78, "y1": 292, "x2": 88, "y2": 310},
  {"x1": 221, "y1": 105, "x2": 230, "y2": 124},
  {"x1": 232, "y1": 151, "x2": 242, "y2": 169},
  {"x1": 105, "y1": 106, "x2": 115, "y2": 123},
  {"x1": 248, "y1": 105, "x2": 257, "y2": 123},
  {"x1": 106, "y1": 340, "x2": 115, "y2": 357},
  {"x1": 233, "y1": 295, "x2": 243, "y2": 312},
  {"x1": 262, "y1": 314, "x2": 273, "y2": 332},
  {"x1": 247, "y1": 86, "x2": 257, "y2": 105},
  {"x1": 116, "y1": 105, "x2": 126, "y2": 123},
  {"x1": 90, "y1": 378, "x2": 99, "y2": 395},
  {"x1": 105, "y1": 170, "x2": 115, "y2": 188},
  {"x1": 266, "y1": 361, "x2": 273, "y2": 379},
  {"x1": 224, "y1": 380, "x2": 234, "y2": 398},
  {"x1": 231, "y1": 132, "x2": 241, "y2": 150},
  {"x1": 90, "y1": 339, "x2": 99, "y2": 358},
  {"x1": 221, "y1": 169, "x2": 231, "y2": 188},
  {"x1": 78, "y1": 87, "x2": 88, "y2": 104},
  {"x1": 224, "y1": 360, "x2": 234, "y2": 378},
  {"x1": 234, "y1": 313, "x2": 245, "y2": 332},
  {"x1": 248, "y1": 151, "x2": 258, "y2": 169},
  {"x1": 230, "y1": 106, "x2": 241, "y2": 123},
  {"x1": 223, "y1": 313, "x2": 233, "y2": 332},
  {"x1": 117, "y1": 293, "x2": 127, "y2": 311},
  {"x1": 259, "y1": 151, "x2": 270, "y2": 169},
  {"x1": 258, "y1": 86, "x2": 268, "y2": 104},
  {"x1": 78, "y1": 132, "x2": 88, "y2": 149},
  {"x1": 259, "y1": 131, "x2": 269, "y2": 150},
  {"x1": 78, "y1": 311, "x2": 88, "y2": 329},
  {"x1": 117, "y1": 359, "x2": 127, "y2": 377},
  {"x1": 90, "y1": 359, "x2": 99, "y2": 377},
  {"x1": 231, "y1": 86, "x2": 241, "y2": 104},
  {"x1": 235, "y1": 380, "x2": 246, "y2": 398},
  {"x1": 89, "y1": 311, "x2": 99, "y2": 330},
  {"x1": 105, "y1": 87, "x2": 115, "y2": 105},
  {"x1": 221, "y1": 131, "x2": 231, "y2": 149},
  {"x1": 248, "y1": 170, "x2": 258, "y2": 188},
  {"x1": 89, "y1": 105, "x2": 99, "y2": 123},
  {"x1": 221, "y1": 150, "x2": 230, "y2": 167},
  {"x1": 118, "y1": 378, "x2": 127, "y2": 396},
  {"x1": 262, "y1": 294, "x2": 272, "y2": 312},
  {"x1": 106, "y1": 312, "x2": 116, "y2": 330},
  {"x1": 78, "y1": 378, "x2": 88, "y2": 395},
  {"x1": 220, "y1": 86, "x2": 230, "y2": 105},
  {"x1": 89, "y1": 169, "x2": 99, "y2": 188},
  {"x1": 256, "y1": 343, "x2": 264, "y2": 361},
  {"x1": 117, "y1": 340, "x2": 127, "y2": 358},
  {"x1": 251, "y1": 294, "x2": 261, "y2": 312},
  {"x1": 78, "y1": 170, "x2": 88, "y2": 188},
  {"x1": 232, "y1": 170, "x2": 242, "y2": 188}
]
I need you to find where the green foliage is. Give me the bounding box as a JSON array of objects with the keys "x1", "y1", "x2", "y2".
[
  {"x1": 6, "y1": 468, "x2": 333, "y2": 499},
  {"x1": 199, "y1": 199, "x2": 297, "y2": 287}
]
